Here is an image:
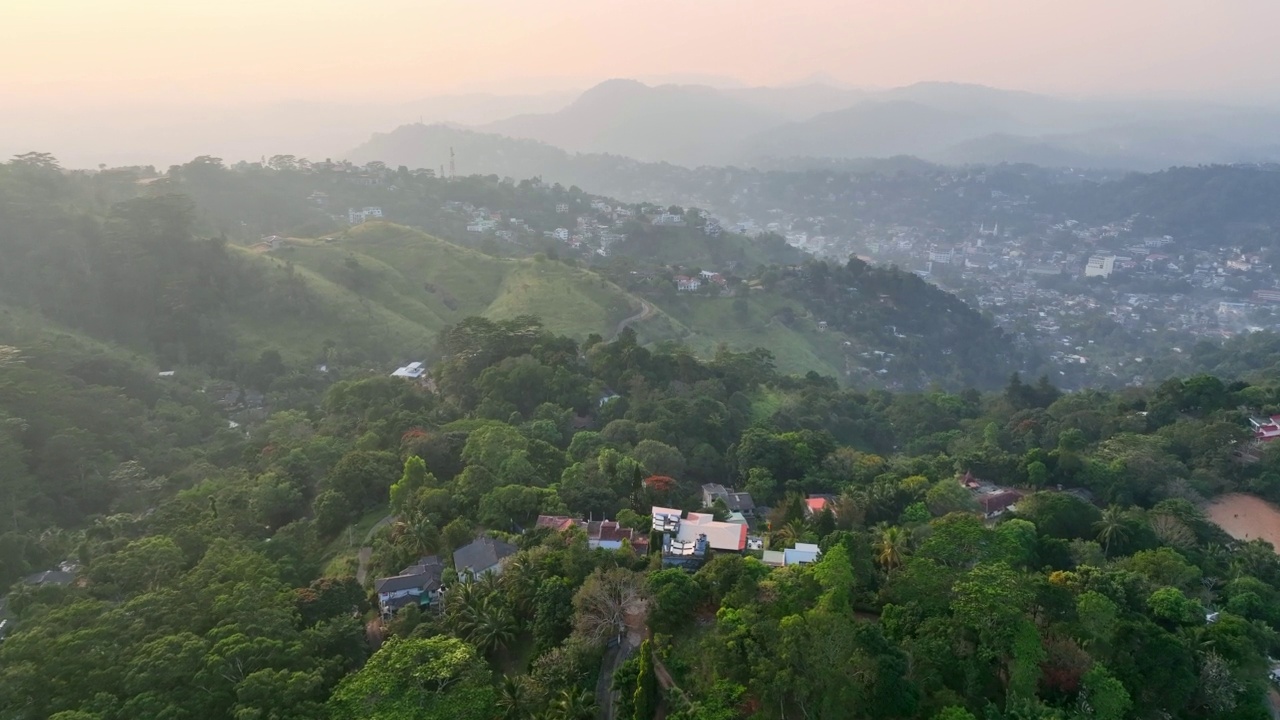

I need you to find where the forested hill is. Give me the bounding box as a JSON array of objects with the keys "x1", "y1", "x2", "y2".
[
  {"x1": 5, "y1": 307, "x2": 1280, "y2": 719},
  {"x1": 0, "y1": 154, "x2": 1021, "y2": 389},
  {"x1": 770, "y1": 258, "x2": 1022, "y2": 389},
  {"x1": 1045, "y1": 165, "x2": 1280, "y2": 246}
]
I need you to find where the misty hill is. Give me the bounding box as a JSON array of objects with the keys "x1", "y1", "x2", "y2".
[
  {"x1": 721, "y1": 83, "x2": 868, "y2": 120},
  {"x1": 483, "y1": 79, "x2": 781, "y2": 165},
  {"x1": 454, "y1": 79, "x2": 1280, "y2": 171},
  {"x1": 744, "y1": 100, "x2": 982, "y2": 159},
  {"x1": 0, "y1": 156, "x2": 1026, "y2": 388}
]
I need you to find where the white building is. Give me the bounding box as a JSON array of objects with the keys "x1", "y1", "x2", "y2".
[
  {"x1": 348, "y1": 206, "x2": 384, "y2": 224},
  {"x1": 1084, "y1": 255, "x2": 1116, "y2": 278},
  {"x1": 391, "y1": 361, "x2": 426, "y2": 379}
]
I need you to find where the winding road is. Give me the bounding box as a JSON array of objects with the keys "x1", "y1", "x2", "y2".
[
  {"x1": 596, "y1": 637, "x2": 635, "y2": 720},
  {"x1": 611, "y1": 300, "x2": 655, "y2": 341}
]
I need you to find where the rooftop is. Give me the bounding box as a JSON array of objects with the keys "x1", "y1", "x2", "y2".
[{"x1": 453, "y1": 536, "x2": 517, "y2": 576}]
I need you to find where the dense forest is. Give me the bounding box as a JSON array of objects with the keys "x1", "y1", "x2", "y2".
[
  {"x1": 6, "y1": 153, "x2": 1280, "y2": 719},
  {"x1": 4, "y1": 302, "x2": 1280, "y2": 718}
]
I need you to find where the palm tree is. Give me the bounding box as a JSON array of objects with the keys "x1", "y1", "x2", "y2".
[
  {"x1": 874, "y1": 524, "x2": 911, "y2": 570},
  {"x1": 502, "y1": 555, "x2": 539, "y2": 617},
  {"x1": 476, "y1": 568, "x2": 504, "y2": 599},
  {"x1": 445, "y1": 574, "x2": 481, "y2": 623},
  {"x1": 497, "y1": 675, "x2": 535, "y2": 720},
  {"x1": 393, "y1": 516, "x2": 439, "y2": 558},
  {"x1": 772, "y1": 517, "x2": 810, "y2": 547},
  {"x1": 545, "y1": 689, "x2": 596, "y2": 720},
  {"x1": 1094, "y1": 505, "x2": 1131, "y2": 555},
  {"x1": 463, "y1": 599, "x2": 516, "y2": 657}
]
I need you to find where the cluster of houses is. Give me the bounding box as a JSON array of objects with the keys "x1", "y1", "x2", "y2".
[
  {"x1": 374, "y1": 536, "x2": 518, "y2": 619},
  {"x1": 534, "y1": 515, "x2": 650, "y2": 553},
  {"x1": 673, "y1": 269, "x2": 730, "y2": 293},
  {"x1": 347, "y1": 206, "x2": 384, "y2": 224},
  {"x1": 371, "y1": 480, "x2": 830, "y2": 618},
  {"x1": 373, "y1": 470, "x2": 1110, "y2": 620}
]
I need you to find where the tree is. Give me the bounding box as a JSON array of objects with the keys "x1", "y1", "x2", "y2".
[
  {"x1": 546, "y1": 689, "x2": 596, "y2": 720},
  {"x1": 918, "y1": 513, "x2": 990, "y2": 568},
  {"x1": 532, "y1": 577, "x2": 575, "y2": 654},
  {"x1": 633, "y1": 640, "x2": 659, "y2": 720},
  {"x1": 1079, "y1": 663, "x2": 1131, "y2": 720},
  {"x1": 295, "y1": 577, "x2": 365, "y2": 626},
  {"x1": 87, "y1": 536, "x2": 184, "y2": 598},
  {"x1": 1123, "y1": 547, "x2": 1201, "y2": 589},
  {"x1": 496, "y1": 675, "x2": 537, "y2": 720},
  {"x1": 951, "y1": 562, "x2": 1034, "y2": 659},
  {"x1": 1074, "y1": 591, "x2": 1118, "y2": 649},
  {"x1": 327, "y1": 637, "x2": 495, "y2": 720},
  {"x1": 1016, "y1": 492, "x2": 1101, "y2": 540},
  {"x1": 875, "y1": 525, "x2": 912, "y2": 570},
  {"x1": 925, "y1": 479, "x2": 977, "y2": 516},
  {"x1": 632, "y1": 439, "x2": 685, "y2": 478},
  {"x1": 1147, "y1": 512, "x2": 1195, "y2": 550},
  {"x1": 647, "y1": 568, "x2": 702, "y2": 634},
  {"x1": 1093, "y1": 506, "x2": 1131, "y2": 555},
  {"x1": 1146, "y1": 587, "x2": 1202, "y2": 626},
  {"x1": 325, "y1": 450, "x2": 401, "y2": 510},
  {"x1": 744, "y1": 467, "x2": 778, "y2": 505},
  {"x1": 572, "y1": 568, "x2": 646, "y2": 645},
  {"x1": 460, "y1": 599, "x2": 516, "y2": 658},
  {"x1": 390, "y1": 456, "x2": 434, "y2": 515},
  {"x1": 391, "y1": 515, "x2": 441, "y2": 559}
]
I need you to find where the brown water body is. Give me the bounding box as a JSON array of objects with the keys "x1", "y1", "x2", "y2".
[{"x1": 1207, "y1": 493, "x2": 1280, "y2": 551}]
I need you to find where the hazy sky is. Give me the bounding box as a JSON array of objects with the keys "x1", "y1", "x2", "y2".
[{"x1": 4, "y1": 0, "x2": 1278, "y2": 105}]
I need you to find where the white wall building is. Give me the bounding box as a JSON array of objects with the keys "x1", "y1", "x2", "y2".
[{"x1": 1084, "y1": 255, "x2": 1117, "y2": 278}]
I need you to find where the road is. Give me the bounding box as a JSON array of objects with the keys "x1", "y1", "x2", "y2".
[
  {"x1": 611, "y1": 300, "x2": 655, "y2": 340},
  {"x1": 355, "y1": 514, "x2": 394, "y2": 585},
  {"x1": 596, "y1": 637, "x2": 635, "y2": 720}
]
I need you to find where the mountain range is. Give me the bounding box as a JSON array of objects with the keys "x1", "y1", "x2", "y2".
[{"x1": 352, "y1": 79, "x2": 1280, "y2": 172}]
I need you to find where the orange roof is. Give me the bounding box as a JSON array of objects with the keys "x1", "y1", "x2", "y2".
[
  {"x1": 805, "y1": 498, "x2": 829, "y2": 512},
  {"x1": 535, "y1": 515, "x2": 577, "y2": 532}
]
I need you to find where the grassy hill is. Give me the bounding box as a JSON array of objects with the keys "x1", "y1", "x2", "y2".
[
  {"x1": 251, "y1": 222, "x2": 663, "y2": 364},
  {"x1": 243, "y1": 222, "x2": 862, "y2": 378}
]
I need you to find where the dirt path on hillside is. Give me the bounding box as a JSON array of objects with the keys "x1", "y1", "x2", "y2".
[
  {"x1": 355, "y1": 514, "x2": 394, "y2": 585},
  {"x1": 612, "y1": 300, "x2": 655, "y2": 340}
]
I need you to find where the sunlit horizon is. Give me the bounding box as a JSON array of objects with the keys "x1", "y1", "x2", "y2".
[{"x1": 4, "y1": 0, "x2": 1278, "y2": 106}]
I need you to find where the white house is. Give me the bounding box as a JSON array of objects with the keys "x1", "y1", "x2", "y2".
[
  {"x1": 783, "y1": 543, "x2": 822, "y2": 566},
  {"x1": 391, "y1": 362, "x2": 426, "y2": 379},
  {"x1": 375, "y1": 556, "x2": 444, "y2": 618},
  {"x1": 675, "y1": 275, "x2": 702, "y2": 292}
]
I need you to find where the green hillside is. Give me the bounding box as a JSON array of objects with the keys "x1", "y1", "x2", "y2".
[
  {"x1": 252, "y1": 223, "x2": 863, "y2": 377},
  {"x1": 652, "y1": 293, "x2": 849, "y2": 379},
  {"x1": 257, "y1": 223, "x2": 648, "y2": 361}
]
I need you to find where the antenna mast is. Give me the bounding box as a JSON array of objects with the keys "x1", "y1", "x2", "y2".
[{"x1": 449, "y1": 147, "x2": 456, "y2": 178}]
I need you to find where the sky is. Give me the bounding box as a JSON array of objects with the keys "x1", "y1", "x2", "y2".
[{"x1": 3, "y1": 0, "x2": 1278, "y2": 105}]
